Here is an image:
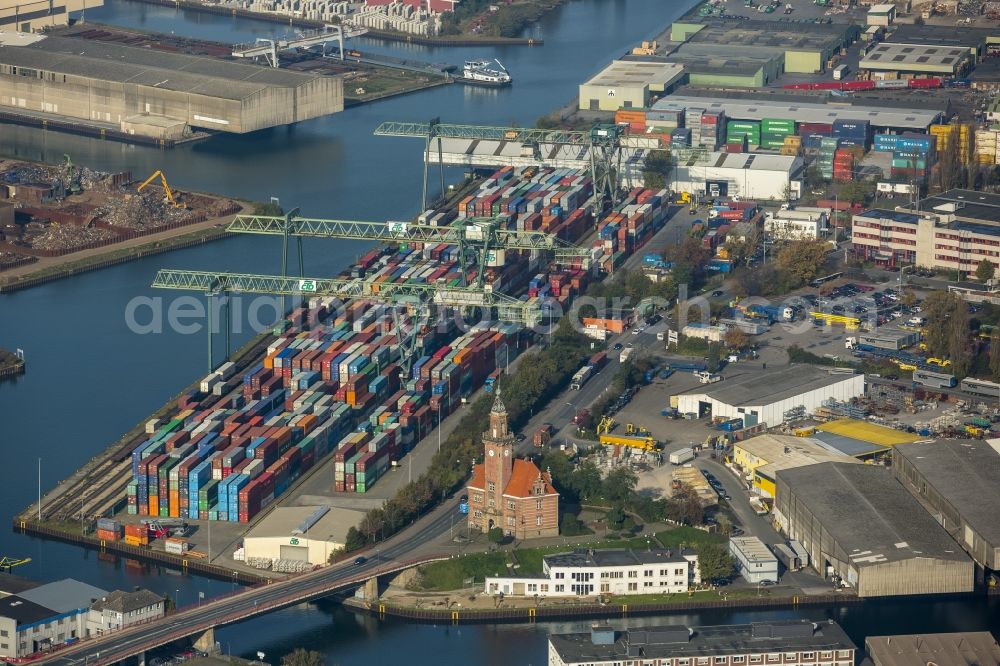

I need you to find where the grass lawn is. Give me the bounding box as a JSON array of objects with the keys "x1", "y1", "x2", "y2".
[
  {"x1": 415, "y1": 551, "x2": 509, "y2": 591},
  {"x1": 610, "y1": 588, "x2": 768, "y2": 605},
  {"x1": 514, "y1": 536, "x2": 657, "y2": 574},
  {"x1": 655, "y1": 526, "x2": 727, "y2": 549}
]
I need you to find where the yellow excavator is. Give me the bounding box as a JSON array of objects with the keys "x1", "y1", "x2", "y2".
[
  {"x1": 596, "y1": 415, "x2": 615, "y2": 435},
  {"x1": 137, "y1": 170, "x2": 184, "y2": 209}
]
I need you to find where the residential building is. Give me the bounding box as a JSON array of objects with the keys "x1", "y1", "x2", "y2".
[
  {"x1": 467, "y1": 392, "x2": 559, "y2": 539},
  {"x1": 866, "y1": 632, "x2": 1000, "y2": 666},
  {"x1": 86, "y1": 589, "x2": 164, "y2": 636},
  {"x1": 729, "y1": 536, "x2": 779, "y2": 584},
  {"x1": 893, "y1": 439, "x2": 1000, "y2": 570},
  {"x1": 764, "y1": 207, "x2": 829, "y2": 240},
  {"x1": 852, "y1": 190, "x2": 1000, "y2": 275},
  {"x1": 548, "y1": 620, "x2": 857, "y2": 666},
  {"x1": 775, "y1": 462, "x2": 973, "y2": 597},
  {"x1": 0, "y1": 0, "x2": 102, "y2": 32},
  {"x1": 485, "y1": 548, "x2": 699, "y2": 598},
  {"x1": 0, "y1": 579, "x2": 108, "y2": 658}
]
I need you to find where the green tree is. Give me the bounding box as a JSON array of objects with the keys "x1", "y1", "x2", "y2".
[
  {"x1": 603, "y1": 467, "x2": 638, "y2": 505},
  {"x1": 571, "y1": 460, "x2": 603, "y2": 501},
  {"x1": 641, "y1": 151, "x2": 673, "y2": 190},
  {"x1": 976, "y1": 259, "x2": 995, "y2": 283},
  {"x1": 775, "y1": 239, "x2": 829, "y2": 287},
  {"x1": 724, "y1": 328, "x2": 749, "y2": 351},
  {"x1": 560, "y1": 513, "x2": 589, "y2": 536},
  {"x1": 253, "y1": 201, "x2": 284, "y2": 216},
  {"x1": 697, "y1": 542, "x2": 735, "y2": 583},
  {"x1": 900, "y1": 289, "x2": 917, "y2": 308},
  {"x1": 344, "y1": 526, "x2": 366, "y2": 552},
  {"x1": 281, "y1": 649, "x2": 324, "y2": 666},
  {"x1": 990, "y1": 329, "x2": 1000, "y2": 383},
  {"x1": 488, "y1": 527, "x2": 505, "y2": 544},
  {"x1": 606, "y1": 504, "x2": 626, "y2": 531},
  {"x1": 707, "y1": 342, "x2": 722, "y2": 372}
]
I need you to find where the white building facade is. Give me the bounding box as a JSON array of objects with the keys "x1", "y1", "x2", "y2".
[
  {"x1": 729, "y1": 536, "x2": 780, "y2": 584},
  {"x1": 765, "y1": 207, "x2": 830, "y2": 240},
  {"x1": 86, "y1": 590, "x2": 164, "y2": 636},
  {"x1": 486, "y1": 549, "x2": 699, "y2": 597}
]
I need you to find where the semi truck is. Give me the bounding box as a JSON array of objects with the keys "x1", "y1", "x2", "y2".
[
  {"x1": 668, "y1": 447, "x2": 695, "y2": 465},
  {"x1": 570, "y1": 365, "x2": 594, "y2": 390}
]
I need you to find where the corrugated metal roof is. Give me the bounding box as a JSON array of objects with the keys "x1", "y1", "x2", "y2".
[{"x1": 18, "y1": 578, "x2": 108, "y2": 614}]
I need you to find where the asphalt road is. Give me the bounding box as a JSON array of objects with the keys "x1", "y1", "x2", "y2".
[{"x1": 42, "y1": 497, "x2": 464, "y2": 666}]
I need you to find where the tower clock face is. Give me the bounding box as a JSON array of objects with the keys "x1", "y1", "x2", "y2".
[
  {"x1": 488, "y1": 449, "x2": 496, "y2": 457},
  {"x1": 504, "y1": 449, "x2": 510, "y2": 456}
]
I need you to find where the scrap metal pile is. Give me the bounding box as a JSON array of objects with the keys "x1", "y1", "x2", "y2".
[
  {"x1": 28, "y1": 223, "x2": 117, "y2": 251},
  {"x1": 93, "y1": 191, "x2": 190, "y2": 230}
]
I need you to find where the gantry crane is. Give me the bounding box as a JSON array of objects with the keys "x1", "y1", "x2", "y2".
[
  {"x1": 0, "y1": 556, "x2": 31, "y2": 573},
  {"x1": 225, "y1": 211, "x2": 593, "y2": 284},
  {"x1": 374, "y1": 119, "x2": 708, "y2": 209},
  {"x1": 151, "y1": 269, "x2": 543, "y2": 376}
]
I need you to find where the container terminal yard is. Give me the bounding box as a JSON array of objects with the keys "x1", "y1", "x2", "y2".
[{"x1": 17, "y1": 157, "x2": 675, "y2": 578}]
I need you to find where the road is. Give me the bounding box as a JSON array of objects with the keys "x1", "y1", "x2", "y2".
[{"x1": 40, "y1": 497, "x2": 465, "y2": 666}]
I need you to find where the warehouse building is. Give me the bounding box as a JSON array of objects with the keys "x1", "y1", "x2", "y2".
[
  {"x1": 578, "y1": 60, "x2": 685, "y2": 111},
  {"x1": 548, "y1": 620, "x2": 857, "y2": 666},
  {"x1": 0, "y1": 0, "x2": 101, "y2": 32},
  {"x1": 775, "y1": 462, "x2": 973, "y2": 597},
  {"x1": 243, "y1": 505, "x2": 366, "y2": 566},
  {"x1": 668, "y1": 19, "x2": 857, "y2": 74},
  {"x1": 676, "y1": 365, "x2": 865, "y2": 428},
  {"x1": 729, "y1": 536, "x2": 779, "y2": 583},
  {"x1": 893, "y1": 439, "x2": 1000, "y2": 570},
  {"x1": 662, "y1": 45, "x2": 784, "y2": 88},
  {"x1": 811, "y1": 419, "x2": 921, "y2": 460},
  {"x1": 886, "y1": 24, "x2": 998, "y2": 63},
  {"x1": 732, "y1": 434, "x2": 860, "y2": 498},
  {"x1": 671, "y1": 152, "x2": 804, "y2": 201},
  {"x1": 859, "y1": 43, "x2": 972, "y2": 80},
  {"x1": 0, "y1": 33, "x2": 343, "y2": 139},
  {"x1": 853, "y1": 190, "x2": 1000, "y2": 274},
  {"x1": 0, "y1": 578, "x2": 108, "y2": 658},
  {"x1": 651, "y1": 95, "x2": 941, "y2": 134},
  {"x1": 866, "y1": 632, "x2": 1000, "y2": 666}
]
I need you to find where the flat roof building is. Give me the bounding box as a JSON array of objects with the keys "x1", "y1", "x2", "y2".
[
  {"x1": 0, "y1": 33, "x2": 343, "y2": 138},
  {"x1": 243, "y1": 505, "x2": 366, "y2": 566},
  {"x1": 663, "y1": 45, "x2": 785, "y2": 88},
  {"x1": 893, "y1": 439, "x2": 1000, "y2": 570},
  {"x1": 729, "y1": 536, "x2": 779, "y2": 583},
  {"x1": 669, "y1": 19, "x2": 857, "y2": 74},
  {"x1": 860, "y1": 43, "x2": 972, "y2": 78},
  {"x1": 775, "y1": 462, "x2": 973, "y2": 597},
  {"x1": 676, "y1": 365, "x2": 865, "y2": 428},
  {"x1": 764, "y1": 206, "x2": 830, "y2": 240},
  {"x1": 733, "y1": 434, "x2": 860, "y2": 498},
  {"x1": 671, "y1": 152, "x2": 805, "y2": 201},
  {"x1": 0, "y1": 0, "x2": 102, "y2": 32},
  {"x1": 579, "y1": 60, "x2": 685, "y2": 111},
  {"x1": 866, "y1": 4, "x2": 896, "y2": 26},
  {"x1": 866, "y1": 632, "x2": 1000, "y2": 666},
  {"x1": 651, "y1": 95, "x2": 941, "y2": 133},
  {"x1": 548, "y1": 620, "x2": 857, "y2": 666},
  {"x1": 854, "y1": 192, "x2": 1000, "y2": 275}
]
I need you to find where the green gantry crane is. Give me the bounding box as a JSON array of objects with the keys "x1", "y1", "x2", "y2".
[{"x1": 374, "y1": 119, "x2": 708, "y2": 209}]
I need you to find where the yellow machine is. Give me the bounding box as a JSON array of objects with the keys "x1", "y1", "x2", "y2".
[
  {"x1": 597, "y1": 415, "x2": 615, "y2": 435},
  {"x1": 0, "y1": 556, "x2": 31, "y2": 572},
  {"x1": 927, "y1": 357, "x2": 951, "y2": 367},
  {"x1": 137, "y1": 170, "x2": 184, "y2": 209},
  {"x1": 675, "y1": 191, "x2": 692, "y2": 204},
  {"x1": 599, "y1": 433, "x2": 659, "y2": 451}
]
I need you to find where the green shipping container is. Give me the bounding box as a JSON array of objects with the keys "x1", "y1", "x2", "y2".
[
  {"x1": 892, "y1": 159, "x2": 927, "y2": 168},
  {"x1": 728, "y1": 121, "x2": 760, "y2": 129},
  {"x1": 762, "y1": 118, "x2": 795, "y2": 132}
]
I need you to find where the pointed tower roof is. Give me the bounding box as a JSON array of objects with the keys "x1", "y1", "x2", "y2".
[{"x1": 491, "y1": 388, "x2": 507, "y2": 415}]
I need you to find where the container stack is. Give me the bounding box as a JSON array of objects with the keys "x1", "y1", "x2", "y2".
[
  {"x1": 700, "y1": 111, "x2": 725, "y2": 151},
  {"x1": 817, "y1": 137, "x2": 841, "y2": 180},
  {"x1": 670, "y1": 127, "x2": 692, "y2": 148},
  {"x1": 646, "y1": 109, "x2": 683, "y2": 132},
  {"x1": 685, "y1": 107, "x2": 705, "y2": 147},
  {"x1": 761, "y1": 118, "x2": 796, "y2": 150},
  {"x1": 780, "y1": 135, "x2": 801, "y2": 156},
  {"x1": 727, "y1": 121, "x2": 761, "y2": 149},
  {"x1": 614, "y1": 108, "x2": 647, "y2": 134},
  {"x1": 975, "y1": 128, "x2": 1000, "y2": 165},
  {"x1": 96, "y1": 518, "x2": 122, "y2": 542},
  {"x1": 124, "y1": 523, "x2": 149, "y2": 546},
  {"x1": 833, "y1": 148, "x2": 855, "y2": 182},
  {"x1": 594, "y1": 187, "x2": 670, "y2": 271},
  {"x1": 832, "y1": 119, "x2": 870, "y2": 151},
  {"x1": 798, "y1": 122, "x2": 834, "y2": 150}
]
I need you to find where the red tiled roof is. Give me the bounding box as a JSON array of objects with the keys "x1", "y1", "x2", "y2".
[
  {"x1": 503, "y1": 459, "x2": 558, "y2": 498},
  {"x1": 468, "y1": 463, "x2": 485, "y2": 491}
]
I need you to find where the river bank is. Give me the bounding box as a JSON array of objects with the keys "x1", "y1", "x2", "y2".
[{"x1": 122, "y1": 0, "x2": 544, "y2": 45}]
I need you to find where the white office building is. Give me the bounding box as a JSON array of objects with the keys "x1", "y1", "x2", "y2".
[
  {"x1": 485, "y1": 548, "x2": 699, "y2": 597},
  {"x1": 765, "y1": 207, "x2": 830, "y2": 240}
]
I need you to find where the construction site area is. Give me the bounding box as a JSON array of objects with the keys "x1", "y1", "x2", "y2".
[{"x1": 0, "y1": 158, "x2": 243, "y2": 285}]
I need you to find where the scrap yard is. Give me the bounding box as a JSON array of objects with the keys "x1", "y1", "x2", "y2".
[{"x1": 0, "y1": 158, "x2": 243, "y2": 289}]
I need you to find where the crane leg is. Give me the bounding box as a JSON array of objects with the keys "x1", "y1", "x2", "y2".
[{"x1": 207, "y1": 293, "x2": 214, "y2": 372}]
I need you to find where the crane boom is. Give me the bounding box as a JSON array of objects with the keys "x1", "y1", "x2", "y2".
[{"x1": 151, "y1": 270, "x2": 542, "y2": 326}]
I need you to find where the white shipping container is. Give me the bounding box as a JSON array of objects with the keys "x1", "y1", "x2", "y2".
[
  {"x1": 146, "y1": 418, "x2": 162, "y2": 435},
  {"x1": 217, "y1": 361, "x2": 236, "y2": 380},
  {"x1": 200, "y1": 376, "x2": 221, "y2": 394},
  {"x1": 165, "y1": 538, "x2": 189, "y2": 555}
]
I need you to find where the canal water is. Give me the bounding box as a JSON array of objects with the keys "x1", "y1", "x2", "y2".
[{"x1": 1, "y1": 0, "x2": 998, "y2": 661}]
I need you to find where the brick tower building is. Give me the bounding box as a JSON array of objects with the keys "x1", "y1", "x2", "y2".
[{"x1": 466, "y1": 391, "x2": 559, "y2": 539}]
